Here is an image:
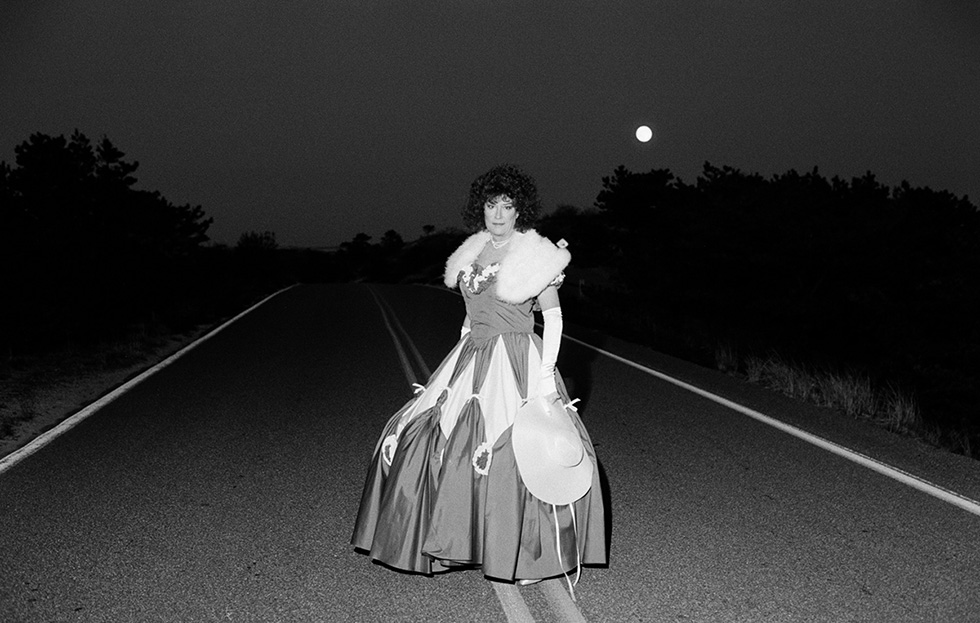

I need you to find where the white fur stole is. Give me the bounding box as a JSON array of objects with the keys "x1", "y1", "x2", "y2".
[{"x1": 443, "y1": 229, "x2": 571, "y2": 303}]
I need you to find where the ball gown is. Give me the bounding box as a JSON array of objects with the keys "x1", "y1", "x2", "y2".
[{"x1": 351, "y1": 262, "x2": 606, "y2": 581}]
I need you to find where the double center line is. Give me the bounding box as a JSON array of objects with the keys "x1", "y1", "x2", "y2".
[
  {"x1": 366, "y1": 285, "x2": 589, "y2": 623},
  {"x1": 366, "y1": 285, "x2": 431, "y2": 383}
]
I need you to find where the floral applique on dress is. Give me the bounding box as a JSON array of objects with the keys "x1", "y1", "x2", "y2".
[
  {"x1": 459, "y1": 262, "x2": 564, "y2": 296},
  {"x1": 459, "y1": 262, "x2": 500, "y2": 294}
]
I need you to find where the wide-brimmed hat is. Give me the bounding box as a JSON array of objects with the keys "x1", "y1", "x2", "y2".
[{"x1": 512, "y1": 395, "x2": 593, "y2": 505}]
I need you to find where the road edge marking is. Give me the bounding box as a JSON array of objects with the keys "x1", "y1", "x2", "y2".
[
  {"x1": 0, "y1": 284, "x2": 299, "y2": 477},
  {"x1": 562, "y1": 333, "x2": 980, "y2": 518}
]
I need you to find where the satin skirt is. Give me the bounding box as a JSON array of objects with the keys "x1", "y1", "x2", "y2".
[{"x1": 351, "y1": 332, "x2": 606, "y2": 581}]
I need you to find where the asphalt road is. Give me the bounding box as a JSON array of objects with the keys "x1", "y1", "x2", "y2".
[{"x1": 1, "y1": 283, "x2": 978, "y2": 622}]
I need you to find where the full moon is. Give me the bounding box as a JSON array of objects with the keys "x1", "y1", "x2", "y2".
[{"x1": 635, "y1": 125, "x2": 653, "y2": 142}]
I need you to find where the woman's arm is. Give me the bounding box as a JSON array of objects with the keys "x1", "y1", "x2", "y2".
[
  {"x1": 538, "y1": 286, "x2": 562, "y2": 398},
  {"x1": 537, "y1": 285, "x2": 560, "y2": 311}
]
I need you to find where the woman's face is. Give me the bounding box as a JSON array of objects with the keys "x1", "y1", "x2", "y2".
[{"x1": 484, "y1": 194, "x2": 518, "y2": 240}]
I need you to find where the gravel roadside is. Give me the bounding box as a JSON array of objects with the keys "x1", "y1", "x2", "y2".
[{"x1": 0, "y1": 325, "x2": 212, "y2": 461}]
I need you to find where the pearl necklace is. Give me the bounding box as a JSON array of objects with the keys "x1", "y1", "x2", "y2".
[{"x1": 490, "y1": 236, "x2": 512, "y2": 250}]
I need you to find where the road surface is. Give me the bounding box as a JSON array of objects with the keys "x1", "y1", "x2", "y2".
[{"x1": 1, "y1": 283, "x2": 978, "y2": 622}]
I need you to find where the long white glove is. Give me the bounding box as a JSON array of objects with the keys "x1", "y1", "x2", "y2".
[{"x1": 539, "y1": 307, "x2": 562, "y2": 397}]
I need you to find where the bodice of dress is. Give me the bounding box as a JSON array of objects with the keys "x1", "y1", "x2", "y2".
[{"x1": 459, "y1": 263, "x2": 535, "y2": 342}]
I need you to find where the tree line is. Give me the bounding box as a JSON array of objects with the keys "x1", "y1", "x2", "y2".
[
  {"x1": 566, "y1": 163, "x2": 979, "y2": 441},
  {"x1": 0, "y1": 131, "x2": 334, "y2": 355},
  {"x1": 334, "y1": 163, "x2": 980, "y2": 452},
  {"x1": 3, "y1": 129, "x2": 976, "y2": 453}
]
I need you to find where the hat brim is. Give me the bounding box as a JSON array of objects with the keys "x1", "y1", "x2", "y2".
[{"x1": 512, "y1": 396, "x2": 594, "y2": 506}]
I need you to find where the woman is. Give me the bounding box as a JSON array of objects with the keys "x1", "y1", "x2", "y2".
[{"x1": 352, "y1": 164, "x2": 606, "y2": 588}]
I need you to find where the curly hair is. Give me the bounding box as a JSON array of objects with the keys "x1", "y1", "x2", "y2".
[{"x1": 461, "y1": 164, "x2": 542, "y2": 232}]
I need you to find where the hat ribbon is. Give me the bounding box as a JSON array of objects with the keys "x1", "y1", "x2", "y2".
[{"x1": 553, "y1": 503, "x2": 582, "y2": 601}]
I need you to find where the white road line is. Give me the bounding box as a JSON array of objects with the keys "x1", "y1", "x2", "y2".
[
  {"x1": 492, "y1": 583, "x2": 537, "y2": 623},
  {"x1": 0, "y1": 285, "x2": 299, "y2": 477},
  {"x1": 540, "y1": 580, "x2": 588, "y2": 623},
  {"x1": 562, "y1": 333, "x2": 980, "y2": 518},
  {"x1": 366, "y1": 286, "x2": 418, "y2": 387},
  {"x1": 372, "y1": 287, "x2": 431, "y2": 378}
]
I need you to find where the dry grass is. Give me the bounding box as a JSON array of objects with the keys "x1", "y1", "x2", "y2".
[
  {"x1": 743, "y1": 354, "x2": 819, "y2": 402},
  {"x1": 877, "y1": 384, "x2": 922, "y2": 434},
  {"x1": 818, "y1": 371, "x2": 877, "y2": 418},
  {"x1": 714, "y1": 341, "x2": 739, "y2": 374},
  {"x1": 730, "y1": 349, "x2": 945, "y2": 450}
]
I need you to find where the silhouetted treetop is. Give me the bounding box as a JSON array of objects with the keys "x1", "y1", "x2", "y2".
[
  {"x1": 381, "y1": 229, "x2": 404, "y2": 250},
  {"x1": 1, "y1": 130, "x2": 216, "y2": 351},
  {"x1": 1, "y1": 130, "x2": 212, "y2": 257},
  {"x1": 237, "y1": 230, "x2": 278, "y2": 252},
  {"x1": 594, "y1": 165, "x2": 681, "y2": 228},
  {"x1": 571, "y1": 161, "x2": 980, "y2": 443}
]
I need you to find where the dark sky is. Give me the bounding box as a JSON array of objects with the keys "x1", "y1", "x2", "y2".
[{"x1": 2, "y1": 1, "x2": 978, "y2": 248}]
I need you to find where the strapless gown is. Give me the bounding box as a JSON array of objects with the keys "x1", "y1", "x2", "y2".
[{"x1": 351, "y1": 263, "x2": 606, "y2": 581}]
